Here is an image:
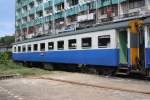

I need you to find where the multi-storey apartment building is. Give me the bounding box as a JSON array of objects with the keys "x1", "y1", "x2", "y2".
[{"x1": 15, "y1": 0, "x2": 150, "y2": 41}]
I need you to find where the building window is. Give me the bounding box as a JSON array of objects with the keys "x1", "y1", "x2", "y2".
[
  {"x1": 68, "y1": 39, "x2": 77, "y2": 49},
  {"x1": 82, "y1": 37, "x2": 92, "y2": 48},
  {"x1": 57, "y1": 41, "x2": 64, "y2": 50},
  {"x1": 22, "y1": 46, "x2": 26, "y2": 52},
  {"x1": 40, "y1": 43, "x2": 45, "y2": 51},
  {"x1": 33, "y1": 44, "x2": 38, "y2": 51},
  {"x1": 98, "y1": 35, "x2": 110, "y2": 48},
  {"x1": 48, "y1": 42, "x2": 54, "y2": 50},
  {"x1": 28, "y1": 45, "x2": 32, "y2": 52},
  {"x1": 18, "y1": 46, "x2": 21, "y2": 52}
]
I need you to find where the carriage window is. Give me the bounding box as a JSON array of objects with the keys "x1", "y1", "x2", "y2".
[
  {"x1": 14, "y1": 47, "x2": 16, "y2": 52},
  {"x1": 82, "y1": 37, "x2": 92, "y2": 48},
  {"x1": 33, "y1": 44, "x2": 38, "y2": 51},
  {"x1": 98, "y1": 35, "x2": 110, "y2": 48},
  {"x1": 40, "y1": 43, "x2": 45, "y2": 51},
  {"x1": 28, "y1": 45, "x2": 32, "y2": 52},
  {"x1": 18, "y1": 46, "x2": 21, "y2": 52},
  {"x1": 68, "y1": 39, "x2": 77, "y2": 49},
  {"x1": 48, "y1": 42, "x2": 54, "y2": 50},
  {"x1": 22, "y1": 46, "x2": 26, "y2": 52},
  {"x1": 57, "y1": 41, "x2": 64, "y2": 50}
]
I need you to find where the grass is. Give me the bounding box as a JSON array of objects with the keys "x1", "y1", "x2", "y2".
[{"x1": 0, "y1": 61, "x2": 51, "y2": 77}]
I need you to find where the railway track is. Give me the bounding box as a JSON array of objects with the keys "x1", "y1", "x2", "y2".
[{"x1": 32, "y1": 77, "x2": 150, "y2": 95}]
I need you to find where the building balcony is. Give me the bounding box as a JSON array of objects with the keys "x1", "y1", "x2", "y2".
[
  {"x1": 22, "y1": 12, "x2": 29, "y2": 18},
  {"x1": 78, "y1": 3, "x2": 89, "y2": 12},
  {"x1": 21, "y1": 23, "x2": 27, "y2": 29},
  {"x1": 54, "y1": 0, "x2": 64, "y2": 5},
  {"x1": 29, "y1": 7, "x2": 36, "y2": 15},
  {"x1": 44, "y1": 1, "x2": 53, "y2": 9},
  {"x1": 34, "y1": 17, "x2": 45, "y2": 25},
  {"x1": 16, "y1": 15, "x2": 21, "y2": 20},
  {"x1": 36, "y1": 4, "x2": 43, "y2": 12},
  {"x1": 45, "y1": 15, "x2": 53, "y2": 22},
  {"x1": 26, "y1": 33, "x2": 35, "y2": 39},
  {"x1": 121, "y1": 6, "x2": 150, "y2": 19},
  {"x1": 77, "y1": 13, "x2": 95, "y2": 22},
  {"x1": 16, "y1": 4, "x2": 22, "y2": 10},
  {"x1": 54, "y1": 11, "x2": 65, "y2": 19},
  {"x1": 44, "y1": 29, "x2": 53, "y2": 35},
  {"x1": 66, "y1": 5, "x2": 78, "y2": 16},
  {"x1": 19, "y1": 0, "x2": 35, "y2": 7}
]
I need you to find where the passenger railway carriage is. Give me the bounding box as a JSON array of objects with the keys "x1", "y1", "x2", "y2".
[{"x1": 12, "y1": 17, "x2": 150, "y2": 76}]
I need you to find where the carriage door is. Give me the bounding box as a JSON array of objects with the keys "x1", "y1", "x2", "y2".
[
  {"x1": 119, "y1": 30, "x2": 128, "y2": 64},
  {"x1": 139, "y1": 25, "x2": 145, "y2": 67}
]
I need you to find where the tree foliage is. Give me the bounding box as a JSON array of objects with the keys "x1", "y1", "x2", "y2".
[
  {"x1": 0, "y1": 51, "x2": 12, "y2": 64},
  {"x1": 0, "y1": 36, "x2": 14, "y2": 64},
  {"x1": 0, "y1": 36, "x2": 15, "y2": 44}
]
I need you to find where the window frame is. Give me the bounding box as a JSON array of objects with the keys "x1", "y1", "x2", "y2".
[
  {"x1": 27, "y1": 45, "x2": 32, "y2": 52},
  {"x1": 48, "y1": 42, "x2": 54, "y2": 50},
  {"x1": 14, "y1": 47, "x2": 16, "y2": 52},
  {"x1": 22, "y1": 45, "x2": 26, "y2": 52},
  {"x1": 33, "y1": 44, "x2": 38, "y2": 51},
  {"x1": 40, "y1": 43, "x2": 45, "y2": 51},
  {"x1": 81, "y1": 37, "x2": 92, "y2": 49},
  {"x1": 57, "y1": 41, "x2": 64, "y2": 50},
  {"x1": 18, "y1": 46, "x2": 21, "y2": 52},
  {"x1": 68, "y1": 39, "x2": 77, "y2": 49},
  {"x1": 98, "y1": 35, "x2": 111, "y2": 48}
]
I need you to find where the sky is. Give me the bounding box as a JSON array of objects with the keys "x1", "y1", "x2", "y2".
[{"x1": 0, "y1": 0, "x2": 15, "y2": 37}]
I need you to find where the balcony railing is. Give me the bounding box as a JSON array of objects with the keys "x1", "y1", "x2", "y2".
[
  {"x1": 66, "y1": 5, "x2": 78, "y2": 16},
  {"x1": 44, "y1": 1, "x2": 53, "y2": 9},
  {"x1": 29, "y1": 7, "x2": 36, "y2": 15},
  {"x1": 22, "y1": 11, "x2": 29, "y2": 18},
  {"x1": 22, "y1": 0, "x2": 35, "y2": 6},
  {"x1": 36, "y1": 4, "x2": 43, "y2": 12},
  {"x1": 54, "y1": 0, "x2": 64, "y2": 5},
  {"x1": 79, "y1": 3, "x2": 89, "y2": 12},
  {"x1": 16, "y1": 15, "x2": 22, "y2": 20},
  {"x1": 54, "y1": 11, "x2": 65, "y2": 19},
  {"x1": 45, "y1": 15, "x2": 53, "y2": 22},
  {"x1": 77, "y1": 13, "x2": 95, "y2": 22}
]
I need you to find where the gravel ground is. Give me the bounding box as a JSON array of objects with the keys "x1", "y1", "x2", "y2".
[
  {"x1": 0, "y1": 71, "x2": 150, "y2": 100},
  {"x1": 41, "y1": 71, "x2": 150, "y2": 93}
]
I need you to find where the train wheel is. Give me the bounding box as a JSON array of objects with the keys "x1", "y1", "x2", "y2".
[
  {"x1": 80, "y1": 64, "x2": 88, "y2": 73},
  {"x1": 43, "y1": 63, "x2": 54, "y2": 71},
  {"x1": 88, "y1": 67, "x2": 99, "y2": 75},
  {"x1": 145, "y1": 68, "x2": 150, "y2": 78}
]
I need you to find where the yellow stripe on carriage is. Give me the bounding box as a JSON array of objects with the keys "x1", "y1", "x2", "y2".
[{"x1": 130, "y1": 48, "x2": 139, "y2": 65}]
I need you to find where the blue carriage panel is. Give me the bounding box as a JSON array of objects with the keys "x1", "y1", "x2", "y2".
[
  {"x1": 12, "y1": 49, "x2": 119, "y2": 67},
  {"x1": 145, "y1": 48, "x2": 150, "y2": 68}
]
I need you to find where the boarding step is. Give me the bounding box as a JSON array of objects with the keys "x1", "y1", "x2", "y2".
[
  {"x1": 129, "y1": 70, "x2": 146, "y2": 79},
  {"x1": 116, "y1": 67, "x2": 129, "y2": 76}
]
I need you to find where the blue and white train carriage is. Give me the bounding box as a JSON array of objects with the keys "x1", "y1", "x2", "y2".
[{"x1": 12, "y1": 18, "x2": 150, "y2": 76}]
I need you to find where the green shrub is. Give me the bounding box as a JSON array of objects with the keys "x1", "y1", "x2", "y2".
[{"x1": 0, "y1": 51, "x2": 12, "y2": 64}]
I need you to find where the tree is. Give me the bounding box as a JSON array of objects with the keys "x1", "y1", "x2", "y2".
[{"x1": 0, "y1": 36, "x2": 15, "y2": 44}]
